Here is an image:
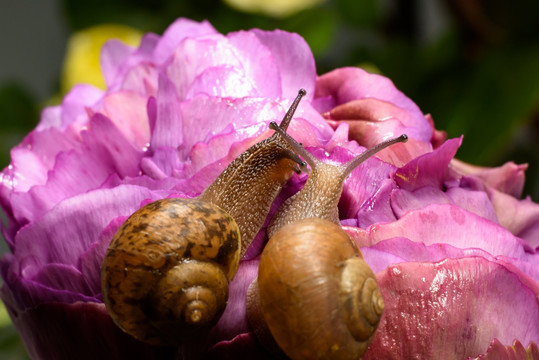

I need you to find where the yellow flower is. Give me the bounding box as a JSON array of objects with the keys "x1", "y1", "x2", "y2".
[
  {"x1": 223, "y1": 0, "x2": 323, "y2": 18},
  {"x1": 61, "y1": 24, "x2": 142, "y2": 93}
]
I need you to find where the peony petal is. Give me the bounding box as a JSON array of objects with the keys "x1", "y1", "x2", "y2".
[
  {"x1": 314, "y1": 67, "x2": 431, "y2": 142},
  {"x1": 363, "y1": 257, "x2": 539, "y2": 360},
  {"x1": 12, "y1": 185, "x2": 162, "y2": 273},
  {"x1": 185, "y1": 65, "x2": 258, "y2": 99},
  {"x1": 324, "y1": 98, "x2": 433, "y2": 147},
  {"x1": 471, "y1": 339, "x2": 539, "y2": 360},
  {"x1": 77, "y1": 216, "x2": 127, "y2": 296},
  {"x1": 451, "y1": 159, "x2": 527, "y2": 198},
  {"x1": 362, "y1": 203, "x2": 533, "y2": 258},
  {"x1": 251, "y1": 29, "x2": 316, "y2": 99},
  {"x1": 208, "y1": 259, "x2": 259, "y2": 342},
  {"x1": 490, "y1": 191, "x2": 539, "y2": 248},
  {"x1": 0, "y1": 297, "x2": 175, "y2": 360},
  {"x1": 32, "y1": 263, "x2": 93, "y2": 297},
  {"x1": 395, "y1": 137, "x2": 462, "y2": 191},
  {"x1": 227, "y1": 30, "x2": 282, "y2": 98},
  {"x1": 166, "y1": 34, "x2": 254, "y2": 100},
  {"x1": 101, "y1": 91, "x2": 151, "y2": 149},
  {"x1": 363, "y1": 237, "x2": 539, "y2": 282},
  {"x1": 152, "y1": 18, "x2": 218, "y2": 65},
  {"x1": 10, "y1": 114, "x2": 143, "y2": 225},
  {"x1": 59, "y1": 84, "x2": 104, "y2": 129},
  {"x1": 149, "y1": 73, "x2": 183, "y2": 149},
  {"x1": 100, "y1": 39, "x2": 137, "y2": 89},
  {"x1": 203, "y1": 333, "x2": 274, "y2": 360},
  {"x1": 391, "y1": 186, "x2": 499, "y2": 224},
  {"x1": 355, "y1": 178, "x2": 398, "y2": 228}
]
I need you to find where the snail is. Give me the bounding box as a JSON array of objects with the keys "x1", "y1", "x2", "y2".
[
  {"x1": 247, "y1": 119, "x2": 408, "y2": 359},
  {"x1": 101, "y1": 90, "x2": 309, "y2": 346}
]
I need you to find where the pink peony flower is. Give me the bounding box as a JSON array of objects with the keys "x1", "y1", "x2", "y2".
[{"x1": 0, "y1": 18, "x2": 537, "y2": 359}]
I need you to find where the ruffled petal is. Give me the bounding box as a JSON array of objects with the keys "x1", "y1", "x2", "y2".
[{"x1": 314, "y1": 67, "x2": 431, "y2": 142}]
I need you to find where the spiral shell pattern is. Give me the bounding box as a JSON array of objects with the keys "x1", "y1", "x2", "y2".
[
  {"x1": 101, "y1": 198, "x2": 240, "y2": 346},
  {"x1": 257, "y1": 218, "x2": 384, "y2": 359}
]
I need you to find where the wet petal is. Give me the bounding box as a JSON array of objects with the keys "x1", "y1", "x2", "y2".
[{"x1": 363, "y1": 258, "x2": 539, "y2": 360}]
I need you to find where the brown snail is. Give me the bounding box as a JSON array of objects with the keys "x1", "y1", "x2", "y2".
[
  {"x1": 101, "y1": 90, "x2": 309, "y2": 346},
  {"x1": 247, "y1": 118, "x2": 408, "y2": 359}
]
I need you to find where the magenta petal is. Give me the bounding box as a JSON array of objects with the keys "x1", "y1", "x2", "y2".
[
  {"x1": 338, "y1": 148, "x2": 397, "y2": 219},
  {"x1": 203, "y1": 333, "x2": 273, "y2": 360},
  {"x1": 391, "y1": 186, "x2": 499, "y2": 224},
  {"x1": 487, "y1": 187, "x2": 539, "y2": 248},
  {"x1": 395, "y1": 137, "x2": 462, "y2": 191},
  {"x1": 13, "y1": 185, "x2": 162, "y2": 271},
  {"x1": 364, "y1": 237, "x2": 539, "y2": 282},
  {"x1": 324, "y1": 98, "x2": 432, "y2": 147},
  {"x1": 363, "y1": 257, "x2": 539, "y2": 360},
  {"x1": 314, "y1": 67, "x2": 431, "y2": 142},
  {"x1": 226, "y1": 31, "x2": 281, "y2": 98},
  {"x1": 150, "y1": 73, "x2": 183, "y2": 149},
  {"x1": 78, "y1": 216, "x2": 127, "y2": 296},
  {"x1": 451, "y1": 159, "x2": 527, "y2": 198},
  {"x1": 365, "y1": 203, "x2": 533, "y2": 257},
  {"x1": 10, "y1": 114, "x2": 143, "y2": 225},
  {"x1": 472, "y1": 339, "x2": 539, "y2": 360},
  {"x1": 58, "y1": 84, "x2": 104, "y2": 128},
  {"x1": 251, "y1": 29, "x2": 316, "y2": 99},
  {"x1": 101, "y1": 39, "x2": 137, "y2": 88},
  {"x1": 356, "y1": 178, "x2": 398, "y2": 228},
  {"x1": 152, "y1": 18, "x2": 218, "y2": 64},
  {"x1": 0, "y1": 296, "x2": 175, "y2": 360},
  {"x1": 101, "y1": 91, "x2": 151, "y2": 149},
  {"x1": 209, "y1": 259, "x2": 259, "y2": 341},
  {"x1": 32, "y1": 264, "x2": 93, "y2": 297},
  {"x1": 185, "y1": 66, "x2": 259, "y2": 99}
]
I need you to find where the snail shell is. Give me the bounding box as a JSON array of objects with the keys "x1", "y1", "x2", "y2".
[
  {"x1": 101, "y1": 198, "x2": 240, "y2": 346},
  {"x1": 256, "y1": 218, "x2": 384, "y2": 359},
  {"x1": 101, "y1": 89, "x2": 309, "y2": 345}
]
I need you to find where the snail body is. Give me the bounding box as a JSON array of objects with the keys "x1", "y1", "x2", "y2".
[
  {"x1": 101, "y1": 90, "x2": 308, "y2": 346},
  {"x1": 247, "y1": 119, "x2": 408, "y2": 359}
]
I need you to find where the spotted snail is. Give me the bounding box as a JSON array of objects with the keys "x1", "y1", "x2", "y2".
[
  {"x1": 101, "y1": 90, "x2": 308, "y2": 346},
  {"x1": 101, "y1": 89, "x2": 407, "y2": 359}
]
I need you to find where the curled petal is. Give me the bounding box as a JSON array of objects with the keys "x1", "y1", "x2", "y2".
[
  {"x1": 451, "y1": 158, "x2": 527, "y2": 198},
  {"x1": 395, "y1": 137, "x2": 462, "y2": 191},
  {"x1": 314, "y1": 67, "x2": 432, "y2": 143}
]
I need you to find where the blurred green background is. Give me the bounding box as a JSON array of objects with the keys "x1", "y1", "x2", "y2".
[{"x1": 0, "y1": 0, "x2": 538, "y2": 358}]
